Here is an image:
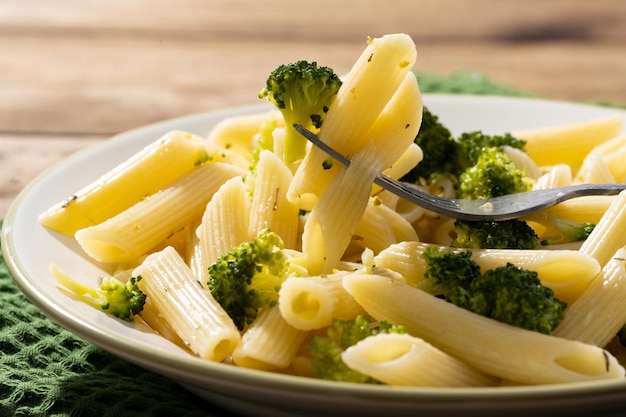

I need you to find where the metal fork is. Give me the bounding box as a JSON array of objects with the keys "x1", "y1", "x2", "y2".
[{"x1": 293, "y1": 124, "x2": 626, "y2": 221}]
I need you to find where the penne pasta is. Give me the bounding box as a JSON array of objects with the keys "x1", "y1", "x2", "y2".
[
  {"x1": 278, "y1": 274, "x2": 366, "y2": 331},
  {"x1": 195, "y1": 176, "x2": 251, "y2": 280},
  {"x1": 231, "y1": 307, "x2": 308, "y2": 371},
  {"x1": 579, "y1": 190, "x2": 626, "y2": 267},
  {"x1": 554, "y1": 247, "x2": 626, "y2": 347},
  {"x1": 248, "y1": 150, "x2": 300, "y2": 249},
  {"x1": 40, "y1": 130, "x2": 212, "y2": 235},
  {"x1": 75, "y1": 162, "x2": 246, "y2": 264},
  {"x1": 512, "y1": 114, "x2": 624, "y2": 169},
  {"x1": 134, "y1": 246, "x2": 241, "y2": 362},
  {"x1": 341, "y1": 333, "x2": 498, "y2": 387},
  {"x1": 373, "y1": 241, "x2": 599, "y2": 304},
  {"x1": 352, "y1": 197, "x2": 419, "y2": 254},
  {"x1": 342, "y1": 273, "x2": 625, "y2": 385}
]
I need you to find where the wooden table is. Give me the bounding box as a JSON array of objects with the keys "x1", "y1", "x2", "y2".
[{"x1": 2, "y1": 0, "x2": 626, "y2": 216}]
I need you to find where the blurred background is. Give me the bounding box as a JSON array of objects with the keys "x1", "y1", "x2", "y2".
[{"x1": 1, "y1": 0, "x2": 626, "y2": 215}]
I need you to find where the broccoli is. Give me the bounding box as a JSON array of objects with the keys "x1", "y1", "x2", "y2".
[
  {"x1": 451, "y1": 218, "x2": 540, "y2": 249},
  {"x1": 541, "y1": 216, "x2": 596, "y2": 245},
  {"x1": 207, "y1": 228, "x2": 290, "y2": 330},
  {"x1": 399, "y1": 106, "x2": 456, "y2": 184},
  {"x1": 51, "y1": 263, "x2": 145, "y2": 321},
  {"x1": 308, "y1": 315, "x2": 406, "y2": 383},
  {"x1": 456, "y1": 146, "x2": 533, "y2": 199},
  {"x1": 454, "y1": 131, "x2": 526, "y2": 168},
  {"x1": 419, "y1": 246, "x2": 567, "y2": 334},
  {"x1": 258, "y1": 60, "x2": 342, "y2": 165}
]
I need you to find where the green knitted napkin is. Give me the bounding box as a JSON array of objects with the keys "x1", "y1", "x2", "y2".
[{"x1": 0, "y1": 71, "x2": 560, "y2": 417}]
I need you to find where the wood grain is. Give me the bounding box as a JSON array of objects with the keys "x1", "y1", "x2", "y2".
[{"x1": 2, "y1": 0, "x2": 625, "y2": 215}]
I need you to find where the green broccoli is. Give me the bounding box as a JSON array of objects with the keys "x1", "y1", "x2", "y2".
[
  {"x1": 454, "y1": 131, "x2": 526, "y2": 168},
  {"x1": 419, "y1": 246, "x2": 567, "y2": 334},
  {"x1": 541, "y1": 216, "x2": 596, "y2": 245},
  {"x1": 399, "y1": 106, "x2": 457, "y2": 184},
  {"x1": 456, "y1": 146, "x2": 534, "y2": 199},
  {"x1": 51, "y1": 263, "x2": 145, "y2": 321},
  {"x1": 451, "y1": 218, "x2": 540, "y2": 249},
  {"x1": 207, "y1": 228, "x2": 290, "y2": 330},
  {"x1": 308, "y1": 315, "x2": 406, "y2": 383},
  {"x1": 258, "y1": 60, "x2": 342, "y2": 165}
]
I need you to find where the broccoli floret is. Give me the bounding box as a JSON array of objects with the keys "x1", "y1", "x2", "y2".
[
  {"x1": 455, "y1": 131, "x2": 526, "y2": 167},
  {"x1": 541, "y1": 216, "x2": 596, "y2": 245},
  {"x1": 456, "y1": 147, "x2": 533, "y2": 199},
  {"x1": 399, "y1": 106, "x2": 457, "y2": 184},
  {"x1": 258, "y1": 60, "x2": 342, "y2": 165},
  {"x1": 51, "y1": 263, "x2": 145, "y2": 321},
  {"x1": 451, "y1": 219, "x2": 540, "y2": 249},
  {"x1": 207, "y1": 228, "x2": 289, "y2": 330},
  {"x1": 308, "y1": 315, "x2": 406, "y2": 383},
  {"x1": 420, "y1": 247, "x2": 567, "y2": 334}
]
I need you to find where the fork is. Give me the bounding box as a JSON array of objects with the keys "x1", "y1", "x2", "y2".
[{"x1": 293, "y1": 124, "x2": 626, "y2": 221}]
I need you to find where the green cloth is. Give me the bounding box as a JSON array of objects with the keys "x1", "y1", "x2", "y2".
[{"x1": 0, "y1": 72, "x2": 592, "y2": 417}]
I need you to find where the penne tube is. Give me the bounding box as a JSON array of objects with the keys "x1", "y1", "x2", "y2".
[
  {"x1": 302, "y1": 71, "x2": 421, "y2": 274},
  {"x1": 205, "y1": 111, "x2": 275, "y2": 160},
  {"x1": 512, "y1": 114, "x2": 624, "y2": 169},
  {"x1": 278, "y1": 274, "x2": 366, "y2": 331},
  {"x1": 554, "y1": 247, "x2": 626, "y2": 347},
  {"x1": 533, "y1": 164, "x2": 573, "y2": 190},
  {"x1": 75, "y1": 162, "x2": 246, "y2": 264},
  {"x1": 40, "y1": 130, "x2": 212, "y2": 235},
  {"x1": 196, "y1": 176, "x2": 251, "y2": 278},
  {"x1": 341, "y1": 333, "x2": 498, "y2": 387},
  {"x1": 373, "y1": 241, "x2": 599, "y2": 303},
  {"x1": 573, "y1": 152, "x2": 615, "y2": 184},
  {"x1": 134, "y1": 246, "x2": 241, "y2": 362},
  {"x1": 231, "y1": 307, "x2": 308, "y2": 371},
  {"x1": 343, "y1": 273, "x2": 625, "y2": 385},
  {"x1": 579, "y1": 190, "x2": 626, "y2": 267},
  {"x1": 352, "y1": 197, "x2": 419, "y2": 254},
  {"x1": 249, "y1": 150, "x2": 300, "y2": 249},
  {"x1": 288, "y1": 33, "x2": 419, "y2": 205}
]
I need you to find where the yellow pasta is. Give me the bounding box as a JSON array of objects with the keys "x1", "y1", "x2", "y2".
[
  {"x1": 248, "y1": 150, "x2": 300, "y2": 249},
  {"x1": 288, "y1": 33, "x2": 419, "y2": 205},
  {"x1": 554, "y1": 247, "x2": 626, "y2": 347},
  {"x1": 134, "y1": 246, "x2": 241, "y2": 362},
  {"x1": 579, "y1": 190, "x2": 626, "y2": 267},
  {"x1": 40, "y1": 130, "x2": 212, "y2": 235},
  {"x1": 533, "y1": 164, "x2": 573, "y2": 190},
  {"x1": 574, "y1": 152, "x2": 615, "y2": 184},
  {"x1": 343, "y1": 273, "x2": 625, "y2": 385},
  {"x1": 75, "y1": 162, "x2": 246, "y2": 263},
  {"x1": 352, "y1": 197, "x2": 419, "y2": 254},
  {"x1": 341, "y1": 333, "x2": 498, "y2": 387},
  {"x1": 374, "y1": 241, "x2": 599, "y2": 303},
  {"x1": 195, "y1": 176, "x2": 251, "y2": 280},
  {"x1": 512, "y1": 113, "x2": 624, "y2": 169},
  {"x1": 231, "y1": 307, "x2": 308, "y2": 371},
  {"x1": 301, "y1": 71, "x2": 421, "y2": 274},
  {"x1": 278, "y1": 274, "x2": 366, "y2": 330}
]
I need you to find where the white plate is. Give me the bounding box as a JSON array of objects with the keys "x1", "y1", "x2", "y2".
[{"x1": 3, "y1": 95, "x2": 626, "y2": 417}]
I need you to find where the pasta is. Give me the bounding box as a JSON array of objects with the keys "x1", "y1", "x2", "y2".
[
  {"x1": 133, "y1": 246, "x2": 241, "y2": 362},
  {"x1": 278, "y1": 274, "x2": 366, "y2": 330},
  {"x1": 75, "y1": 162, "x2": 246, "y2": 263},
  {"x1": 39, "y1": 130, "x2": 212, "y2": 235},
  {"x1": 41, "y1": 32, "x2": 626, "y2": 390},
  {"x1": 341, "y1": 333, "x2": 498, "y2": 387},
  {"x1": 554, "y1": 247, "x2": 626, "y2": 347},
  {"x1": 373, "y1": 241, "x2": 600, "y2": 303},
  {"x1": 342, "y1": 273, "x2": 625, "y2": 385}
]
